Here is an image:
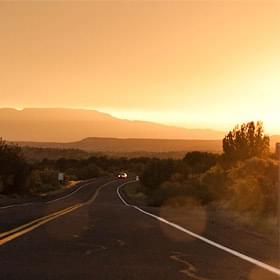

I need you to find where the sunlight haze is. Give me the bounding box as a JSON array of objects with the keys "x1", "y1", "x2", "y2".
[
  {"x1": 1, "y1": 1, "x2": 279, "y2": 134},
  {"x1": 0, "y1": 3, "x2": 279, "y2": 278}
]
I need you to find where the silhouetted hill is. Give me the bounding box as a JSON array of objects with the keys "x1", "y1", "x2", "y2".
[
  {"x1": 16, "y1": 137, "x2": 223, "y2": 153},
  {"x1": 16, "y1": 135, "x2": 279, "y2": 156},
  {"x1": 0, "y1": 108, "x2": 224, "y2": 142}
]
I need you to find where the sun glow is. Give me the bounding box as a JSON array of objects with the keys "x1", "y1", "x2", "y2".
[{"x1": 1, "y1": 2, "x2": 280, "y2": 135}]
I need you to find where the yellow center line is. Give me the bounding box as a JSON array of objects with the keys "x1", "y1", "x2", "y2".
[
  {"x1": 0, "y1": 180, "x2": 117, "y2": 246},
  {"x1": 0, "y1": 204, "x2": 81, "y2": 239},
  {"x1": 0, "y1": 204, "x2": 82, "y2": 246}
]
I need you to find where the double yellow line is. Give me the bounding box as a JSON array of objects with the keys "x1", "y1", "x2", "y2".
[
  {"x1": 0, "y1": 203, "x2": 82, "y2": 246},
  {"x1": 0, "y1": 180, "x2": 116, "y2": 246}
]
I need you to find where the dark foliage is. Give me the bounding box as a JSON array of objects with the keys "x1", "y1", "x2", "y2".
[
  {"x1": 222, "y1": 121, "x2": 270, "y2": 162},
  {"x1": 140, "y1": 159, "x2": 177, "y2": 191},
  {"x1": 0, "y1": 139, "x2": 30, "y2": 194},
  {"x1": 183, "y1": 151, "x2": 219, "y2": 173}
]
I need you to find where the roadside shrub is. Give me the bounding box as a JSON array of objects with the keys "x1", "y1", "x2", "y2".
[
  {"x1": 26, "y1": 170, "x2": 43, "y2": 194},
  {"x1": 183, "y1": 151, "x2": 219, "y2": 173},
  {"x1": 199, "y1": 165, "x2": 229, "y2": 202},
  {"x1": 0, "y1": 139, "x2": 31, "y2": 194},
  {"x1": 76, "y1": 163, "x2": 103, "y2": 180},
  {"x1": 26, "y1": 168, "x2": 60, "y2": 194},
  {"x1": 227, "y1": 157, "x2": 278, "y2": 215},
  {"x1": 141, "y1": 159, "x2": 176, "y2": 191}
]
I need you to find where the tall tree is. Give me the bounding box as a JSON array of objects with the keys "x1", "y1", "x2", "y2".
[{"x1": 222, "y1": 121, "x2": 270, "y2": 162}]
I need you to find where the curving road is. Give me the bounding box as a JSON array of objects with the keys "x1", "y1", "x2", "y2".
[{"x1": 0, "y1": 178, "x2": 279, "y2": 280}]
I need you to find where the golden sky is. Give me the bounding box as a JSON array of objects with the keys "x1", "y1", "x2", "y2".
[{"x1": 0, "y1": 1, "x2": 279, "y2": 133}]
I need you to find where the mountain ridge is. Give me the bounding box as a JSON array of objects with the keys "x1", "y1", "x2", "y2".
[
  {"x1": 15, "y1": 137, "x2": 223, "y2": 153},
  {"x1": 0, "y1": 108, "x2": 225, "y2": 142},
  {"x1": 15, "y1": 135, "x2": 280, "y2": 154}
]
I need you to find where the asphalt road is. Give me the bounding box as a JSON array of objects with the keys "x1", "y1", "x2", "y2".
[{"x1": 0, "y1": 178, "x2": 279, "y2": 280}]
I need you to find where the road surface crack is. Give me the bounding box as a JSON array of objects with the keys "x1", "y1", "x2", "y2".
[{"x1": 170, "y1": 251, "x2": 210, "y2": 280}]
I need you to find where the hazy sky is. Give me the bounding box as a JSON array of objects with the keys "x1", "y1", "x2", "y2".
[{"x1": 1, "y1": 1, "x2": 279, "y2": 133}]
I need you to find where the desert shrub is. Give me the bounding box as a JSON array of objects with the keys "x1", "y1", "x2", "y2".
[
  {"x1": 26, "y1": 170, "x2": 43, "y2": 194},
  {"x1": 26, "y1": 168, "x2": 61, "y2": 194},
  {"x1": 227, "y1": 157, "x2": 278, "y2": 215},
  {"x1": 160, "y1": 181, "x2": 187, "y2": 199},
  {"x1": 183, "y1": 151, "x2": 219, "y2": 173},
  {"x1": 76, "y1": 163, "x2": 103, "y2": 179},
  {"x1": 199, "y1": 165, "x2": 229, "y2": 202},
  {"x1": 0, "y1": 139, "x2": 31, "y2": 194},
  {"x1": 141, "y1": 159, "x2": 176, "y2": 191}
]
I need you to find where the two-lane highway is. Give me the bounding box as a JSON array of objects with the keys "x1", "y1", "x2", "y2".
[
  {"x1": 0, "y1": 178, "x2": 279, "y2": 280},
  {"x1": 0, "y1": 177, "x2": 109, "y2": 234}
]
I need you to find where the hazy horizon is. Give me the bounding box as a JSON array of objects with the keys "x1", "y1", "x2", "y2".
[
  {"x1": 2, "y1": 106, "x2": 226, "y2": 132},
  {"x1": 0, "y1": 3, "x2": 279, "y2": 279},
  {"x1": 1, "y1": 2, "x2": 279, "y2": 134},
  {"x1": 2, "y1": 106, "x2": 279, "y2": 136},
  {"x1": 0, "y1": 107, "x2": 227, "y2": 142}
]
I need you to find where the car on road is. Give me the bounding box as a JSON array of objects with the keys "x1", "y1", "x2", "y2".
[{"x1": 117, "y1": 172, "x2": 128, "y2": 179}]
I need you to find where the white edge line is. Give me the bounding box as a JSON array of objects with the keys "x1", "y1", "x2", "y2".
[
  {"x1": 0, "y1": 178, "x2": 98, "y2": 209},
  {"x1": 117, "y1": 181, "x2": 280, "y2": 276}
]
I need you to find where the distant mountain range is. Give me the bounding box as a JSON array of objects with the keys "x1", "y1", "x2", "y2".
[
  {"x1": 1, "y1": 108, "x2": 279, "y2": 153},
  {"x1": 16, "y1": 137, "x2": 223, "y2": 153},
  {"x1": 0, "y1": 108, "x2": 225, "y2": 142},
  {"x1": 15, "y1": 135, "x2": 280, "y2": 154}
]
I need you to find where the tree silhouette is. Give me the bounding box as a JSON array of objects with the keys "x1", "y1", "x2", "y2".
[
  {"x1": 183, "y1": 151, "x2": 219, "y2": 173},
  {"x1": 0, "y1": 138, "x2": 30, "y2": 193},
  {"x1": 222, "y1": 121, "x2": 270, "y2": 162}
]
